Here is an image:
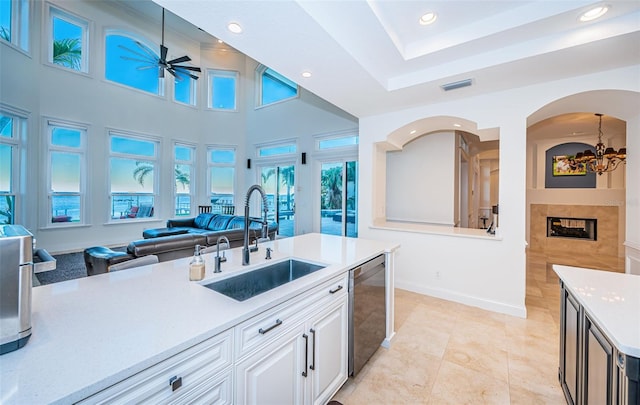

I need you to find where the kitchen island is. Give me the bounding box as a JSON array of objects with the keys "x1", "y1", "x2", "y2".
[
  {"x1": 554, "y1": 265, "x2": 640, "y2": 405},
  {"x1": 0, "y1": 233, "x2": 398, "y2": 404}
]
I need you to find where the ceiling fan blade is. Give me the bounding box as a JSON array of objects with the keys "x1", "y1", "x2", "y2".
[
  {"x1": 166, "y1": 68, "x2": 178, "y2": 78},
  {"x1": 134, "y1": 41, "x2": 159, "y2": 60},
  {"x1": 175, "y1": 67, "x2": 200, "y2": 80},
  {"x1": 118, "y1": 45, "x2": 158, "y2": 62},
  {"x1": 172, "y1": 64, "x2": 201, "y2": 72},
  {"x1": 160, "y1": 45, "x2": 168, "y2": 63},
  {"x1": 136, "y1": 65, "x2": 157, "y2": 71},
  {"x1": 167, "y1": 55, "x2": 191, "y2": 65},
  {"x1": 121, "y1": 56, "x2": 157, "y2": 64}
]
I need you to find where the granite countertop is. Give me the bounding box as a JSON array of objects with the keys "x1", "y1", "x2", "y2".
[
  {"x1": 553, "y1": 264, "x2": 640, "y2": 357},
  {"x1": 0, "y1": 233, "x2": 398, "y2": 404}
]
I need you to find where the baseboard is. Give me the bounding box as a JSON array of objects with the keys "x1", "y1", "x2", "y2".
[{"x1": 395, "y1": 281, "x2": 527, "y2": 318}]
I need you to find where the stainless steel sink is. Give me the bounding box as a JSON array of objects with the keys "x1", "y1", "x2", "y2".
[{"x1": 203, "y1": 259, "x2": 326, "y2": 301}]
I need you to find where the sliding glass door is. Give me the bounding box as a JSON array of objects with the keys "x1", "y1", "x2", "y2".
[
  {"x1": 260, "y1": 164, "x2": 295, "y2": 237},
  {"x1": 320, "y1": 160, "x2": 357, "y2": 237}
]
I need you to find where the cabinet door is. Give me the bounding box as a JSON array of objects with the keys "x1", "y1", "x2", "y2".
[
  {"x1": 236, "y1": 324, "x2": 306, "y2": 405},
  {"x1": 308, "y1": 295, "x2": 349, "y2": 405},
  {"x1": 584, "y1": 316, "x2": 615, "y2": 405},
  {"x1": 560, "y1": 286, "x2": 581, "y2": 405}
]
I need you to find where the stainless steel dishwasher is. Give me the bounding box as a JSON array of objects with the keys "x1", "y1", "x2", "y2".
[{"x1": 348, "y1": 254, "x2": 386, "y2": 376}]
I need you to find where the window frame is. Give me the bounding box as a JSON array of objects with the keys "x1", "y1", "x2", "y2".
[
  {"x1": 173, "y1": 142, "x2": 195, "y2": 217},
  {"x1": 45, "y1": 119, "x2": 88, "y2": 228},
  {"x1": 256, "y1": 139, "x2": 298, "y2": 159},
  {"x1": 207, "y1": 69, "x2": 239, "y2": 111},
  {"x1": 104, "y1": 29, "x2": 165, "y2": 97},
  {"x1": 255, "y1": 65, "x2": 299, "y2": 108},
  {"x1": 207, "y1": 145, "x2": 236, "y2": 211},
  {"x1": 0, "y1": 0, "x2": 30, "y2": 53},
  {"x1": 107, "y1": 129, "x2": 160, "y2": 223},
  {"x1": 46, "y1": 4, "x2": 90, "y2": 74},
  {"x1": 0, "y1": 106, "x2": 27, "y2": 225},
  {"x1": 173, "y1": 67, "x2": 198, "y2": 107},
  {"x1": 314, "y1": 131, "x2": 359, "y2": 153}
]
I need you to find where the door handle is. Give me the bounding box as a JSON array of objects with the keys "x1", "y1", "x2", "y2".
[
  {"x1": 329, "y1": 285, "x2": 343, "y2": 294},
  {"x1": 258, "y1": 319, "x2": 282, "y2": 335},
  {"x1": 302, "y1": 333, "x2": 309, "y2": 377},
  {"x1": 309, "y1": 328, "x2": 316, "y2": 370}
]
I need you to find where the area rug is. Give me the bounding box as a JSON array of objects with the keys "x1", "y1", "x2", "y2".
[{"x1": 35, "y1": 247, "x2": 126, "y2": 286}]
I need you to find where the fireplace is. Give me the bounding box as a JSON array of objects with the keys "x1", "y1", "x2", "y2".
[{"x1": 547, "y1": 217, "x2": 597, "y2": 241}]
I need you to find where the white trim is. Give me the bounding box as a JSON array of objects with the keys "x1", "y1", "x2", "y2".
[{"x1": 395, "y1": 282, "x2": 527, "y2": 318}]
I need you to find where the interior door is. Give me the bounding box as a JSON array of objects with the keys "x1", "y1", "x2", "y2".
[
  {"x1": 260, "y1": 164, "x2": 295, "y2": 237},
  {"x1": 320, "y1": 161, "x2": 357, "y2": 237}
]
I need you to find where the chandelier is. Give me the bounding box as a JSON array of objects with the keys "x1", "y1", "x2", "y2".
[{"x1": 574, "y1": 113, "x2": 626, "y2": 175}]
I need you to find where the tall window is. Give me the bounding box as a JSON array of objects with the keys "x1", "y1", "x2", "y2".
[
  {"x1": 109, "y1": 132, "x2": 158, "y2": 221},
  {"x1": 105, "y1": 31, "x2": 162, "y2": 95},
  {"x1": 208, "y1": 147, "x2": 235, "y2": 212},
  {"x1": 174, "y1": 143, "x2": 194, "y2": 216},
  {"x1": 47, "y1": 121, "x2": 86, "y2": 225},
  {"x1": 208, "y1": 69, "x2": 238, "y2": 111},
  {"x1": 48, "y1": 6, "x2": 88, "y2": 72},
  {"x1": 174, "y1": 69, "x2": 197, "y2": 105},
  {"x1": 256, "y1": 66, "x2": 298, "y2": 107},
  {"x1": 0, "y1": 0, "x2": 29, "y2": 52},
  {"x1": 0, "y1": 111, "x2": 24, "y2": 225}
]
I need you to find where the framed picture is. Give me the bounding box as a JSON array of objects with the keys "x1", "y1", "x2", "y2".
[{"x1": 552, "y1": 155, "x2": 587, "y2": 176}]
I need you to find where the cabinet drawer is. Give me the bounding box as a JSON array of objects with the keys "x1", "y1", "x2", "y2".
[
  {"x1": 161, "y1": 367, "x2": 233, "y2": 405},
  {"x1": 235, "y1": 272, "x2": 348, "y2": 360},
  {"x1": 78, "y1": 329, "x2": 233, "y2": 404}
]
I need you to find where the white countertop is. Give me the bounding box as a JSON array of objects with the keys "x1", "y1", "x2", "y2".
[
  {"x1": 0, "y1": 233, "x2": 398, "y2": 405},
  {"x1": 553, "y1": 265, "x2": 640, "y2": 357}
]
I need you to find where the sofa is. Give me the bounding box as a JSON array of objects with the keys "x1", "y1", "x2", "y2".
[{"x1": 84, "y1": 214, "x2": 278, "y2": 276}]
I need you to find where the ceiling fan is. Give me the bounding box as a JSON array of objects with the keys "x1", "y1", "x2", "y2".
[{"x1": 119, "y1": 8, "x2": 202, "y2": 80}]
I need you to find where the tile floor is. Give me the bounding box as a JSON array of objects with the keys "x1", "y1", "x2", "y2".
[{"x1": 332, "y1": 252, "x2": 567, "y2": 404}]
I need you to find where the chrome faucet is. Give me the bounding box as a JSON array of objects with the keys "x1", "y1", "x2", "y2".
[
  {"x1": 242, "y1": 184, "x2": 269, "y2": 266},
  {"x1": 214, "y1": 235, "x2": 230, "y2": 273}
]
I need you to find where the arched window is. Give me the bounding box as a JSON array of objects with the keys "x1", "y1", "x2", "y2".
[{"x1": 105, "y1": 31, "x2": 162, "y2": 95}]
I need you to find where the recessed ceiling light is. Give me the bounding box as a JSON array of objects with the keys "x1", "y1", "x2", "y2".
[
  {"x1": 302, "y1": 71, "x2": 312, "y2": 78},
  {"x1": 419, "y1": 12, "x2": 437, "y2": 25},
  {"x1": 453, "y1": 123, "x2": 462, "y2": 128},
  {"x1": 227, "y1": 22, "x2": 243, "y2": 34},
  {"x1": 217, "y1": 39, "x2": 224, "y2": 44},
  {"x1": 579, "y1": 5, "x2": 609, "y2": 22},
  {"x1": 410, "y1": 130, "x2": 417, "y2": 134}
]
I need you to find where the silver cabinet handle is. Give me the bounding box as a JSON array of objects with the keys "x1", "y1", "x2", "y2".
[
  {"x1": 258, "y1": 319, "x2": 283, "y2": 335},
  {"x1": 169, "y1": 376, "x2": 182, "y2": 392},
  {"x1": 309, "y1": 328, "x2": 316, "y2": 370},
  {"x1": 329, "y1": 285, "x2": 343, "y2": 294},
  {"x1": 302, "y1": 333, "x2": 309, "y2": 377}
]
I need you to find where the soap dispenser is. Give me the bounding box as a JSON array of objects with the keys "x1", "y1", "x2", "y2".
[{"x1": 189, "y1": 244, "x2": 206, "y2": 281}]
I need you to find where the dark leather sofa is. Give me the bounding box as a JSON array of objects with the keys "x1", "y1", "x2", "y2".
[{"x1": 84, "y1": 214, "x2": 278, "y2": 276}]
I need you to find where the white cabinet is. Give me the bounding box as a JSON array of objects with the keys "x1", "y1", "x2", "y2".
[
  {"x1": 307, "y1": 294, "x2": 348, "y2": 405},
  {"x1": 235, "y1": 273, "x2": 349, "y2": 405},
  {"x1": 78, "y1": 329, "x2": 233, "y2": 405}
]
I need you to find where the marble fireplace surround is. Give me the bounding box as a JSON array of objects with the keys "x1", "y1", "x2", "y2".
[{"x1": 530, "y1": 204, "x2": 623, "y2": 272}]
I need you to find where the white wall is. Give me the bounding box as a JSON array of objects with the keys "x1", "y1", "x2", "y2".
[
  {"x1": 0, "y1": 0, "x2": 357, "y2": 253},
  {"x1": 359, "y1": 66, "x2": 640, "y2": 317},
  {"x1": 385, "y1": 131, "x2": 455, "y2": 225}
]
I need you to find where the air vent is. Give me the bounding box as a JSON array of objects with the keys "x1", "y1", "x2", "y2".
[{"x1": 441, "y1": 79, "x2": 473, "y2": 91}]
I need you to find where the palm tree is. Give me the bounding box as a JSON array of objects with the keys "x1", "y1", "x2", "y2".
[
  {"x1": 53, "y1": 38, "x2": 82, "y2": 70},
  {"x1": 0, "y1": 196, "x2": 14, "y2": 224},
  {"x1": 133, "y1": 162, "x2": 190, "y2": 189},
  {"x1": 321, "y1": 166, "x2": 342, "y2": 210},
  {"x1": 133, "y1": 162, "x2": 154, "y2": 187}
]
